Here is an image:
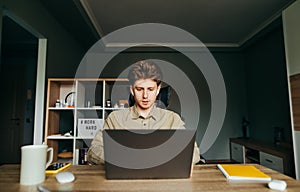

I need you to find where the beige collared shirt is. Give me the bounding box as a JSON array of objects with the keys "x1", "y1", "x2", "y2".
[{"x1": 87, "y1": 105, "x2": 200, "y2": 164}]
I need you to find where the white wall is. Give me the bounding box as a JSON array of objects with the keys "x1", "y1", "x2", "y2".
[
  {"x1": 282, "y1": 0, "x2": 300, "y2": 179},
  {"x1": 283, "y1": 0, "x2": 300, "y2": 76}
]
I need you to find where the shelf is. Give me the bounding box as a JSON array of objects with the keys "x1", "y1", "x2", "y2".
[
  {"x1": 77, "y1": 107, "x2": 103, "y2": 110},
  {"x1": 47, "y1": 135, "x2": 74, "y2": 139},
  {"x1": 246, "y1": 155, "x2": 259, "y2": 163},
  {"x1": 45, "y1": 78, "x2": 129, "y2": 165},
  {"x1": 245, "y1": 147, "x2": 259, "y2": 163},
  {"x1": 48, "y1": 107, "x2": 74, "y2": 111},
  {"x1": 104, "y1": 107, "x2": 126, "y2": 110},
  {"x1": 47, "y1": 136, "x2": 96, "y2": 140}
]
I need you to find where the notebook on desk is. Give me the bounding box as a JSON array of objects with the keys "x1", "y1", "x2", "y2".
[{"x1": 103, "y1": 129, "x2": 196, "y2": 179}]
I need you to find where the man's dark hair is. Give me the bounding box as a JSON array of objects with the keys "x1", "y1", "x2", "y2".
[{"x1": 128, "y1": 60, "x2": 162, "y2": 86}]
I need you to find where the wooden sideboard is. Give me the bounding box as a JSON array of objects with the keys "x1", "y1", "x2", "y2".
[{"x1": 230, "y1": 138, "x2": 295, "y2": 178}]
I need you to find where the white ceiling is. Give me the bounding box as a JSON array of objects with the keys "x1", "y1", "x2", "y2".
[{"x1": 79, "y1": 0, "x2": 295, "y2": 47}]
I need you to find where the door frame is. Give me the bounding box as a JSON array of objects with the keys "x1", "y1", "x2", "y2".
[{"x1": 2, "y1": 10, "x2": 47, "y2": 145}]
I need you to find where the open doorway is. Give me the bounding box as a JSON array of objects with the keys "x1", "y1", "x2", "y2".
[{"x1": 0, "y1": 12, "x2": 46, "y2": 164}]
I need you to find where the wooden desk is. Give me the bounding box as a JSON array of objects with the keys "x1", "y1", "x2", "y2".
[{"x1": 1, "y1": 164, "x2": 300, "y2": 191}]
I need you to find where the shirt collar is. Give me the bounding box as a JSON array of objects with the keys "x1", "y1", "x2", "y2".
[{"x1": 130, "y1": 105, "x2": 159, "y2": 120}]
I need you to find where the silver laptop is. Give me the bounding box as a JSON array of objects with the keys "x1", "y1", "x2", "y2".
[{"x1": 103, "y1": 129, "x2": 196, "y2": 179}]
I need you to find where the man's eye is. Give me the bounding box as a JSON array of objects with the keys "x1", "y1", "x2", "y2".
[{"x1": 135, "y1": 88, "x2": 142, "y2": 91}]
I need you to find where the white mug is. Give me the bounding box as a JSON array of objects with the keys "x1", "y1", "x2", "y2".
[{"x1": 20, "y1": 144, "x2": 53, "y2": 185}]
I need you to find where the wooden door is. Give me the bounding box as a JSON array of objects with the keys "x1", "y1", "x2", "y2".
[
  {"x1": 290, "y1": 74, "x2": 300, "y2": 131},
  {"x1": 0, "y1": 15, "x2": 38, "y2": 164},
  {"x1": 0, "y1": 62, "x2": 26, "y2": 164}
]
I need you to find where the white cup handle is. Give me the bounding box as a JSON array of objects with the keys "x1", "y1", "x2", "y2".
[{"x1": 45, "y1": 147, "x2": 53, "y2": 169}]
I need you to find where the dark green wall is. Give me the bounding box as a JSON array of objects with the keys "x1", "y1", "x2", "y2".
[
  {"x1": 244, "y1": 21, "x2": 292, "y2": 144},
  {"x1": 0, "y1": 0, "x2": 293, "y2": 160},
  {"x1": 0, "y1": 0, "x2": 86, "y2": 78},
  {"x1": 92, "y1": 49, "x2": 247, "y2": 160},
  {"x1": 203, "y1": 51, "x2": 247, "y2": 159}
]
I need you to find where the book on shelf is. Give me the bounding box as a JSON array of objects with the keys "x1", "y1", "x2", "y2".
[
  {"x1": 76, "y1": 148, "x2": 89, "y2": 165},
  {"x1": 217, "y1": 164, "x2": 271, "y2": 182}
]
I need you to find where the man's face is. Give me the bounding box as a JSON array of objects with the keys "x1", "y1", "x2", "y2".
[{"x1": 131, "y1": 78, "x2": 160, "y2": 111}]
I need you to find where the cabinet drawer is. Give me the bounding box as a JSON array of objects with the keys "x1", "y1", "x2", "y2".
[
  {"x1": 260, "y1": 151, "x2": 283, "y2": 173},
  {"x1": 231, "y1": 142, "x2": 245, "y2": 163}
]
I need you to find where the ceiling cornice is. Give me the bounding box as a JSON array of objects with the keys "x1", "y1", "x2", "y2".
[
  {"x1": 79, "y1": 0, "x2": 105, "y2": 37},
  {"x1": 79, "y1": 0, "x2": 295, "y2": 49}
]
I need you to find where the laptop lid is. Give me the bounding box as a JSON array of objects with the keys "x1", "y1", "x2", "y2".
[{"x1": 103, "y1": 129, "x2": 196, "y2": 179}]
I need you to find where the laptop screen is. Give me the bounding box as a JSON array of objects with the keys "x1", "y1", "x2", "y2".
[{"x1": 103, "y1": 129, "x2": 196, "y2": 179}]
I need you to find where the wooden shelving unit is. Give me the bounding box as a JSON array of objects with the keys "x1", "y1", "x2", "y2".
[{"x1": 44, "y1": 78, "x2": 129, "y2": 164}]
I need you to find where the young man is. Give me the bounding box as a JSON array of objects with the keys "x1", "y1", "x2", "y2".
[{"x1": 87, "y1": 60, "x2": 200, "y2": 164}]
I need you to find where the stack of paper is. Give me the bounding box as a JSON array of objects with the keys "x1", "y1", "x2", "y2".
[{"x1": 217, "y1": 164, "x2": 271, "y2": 182}]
